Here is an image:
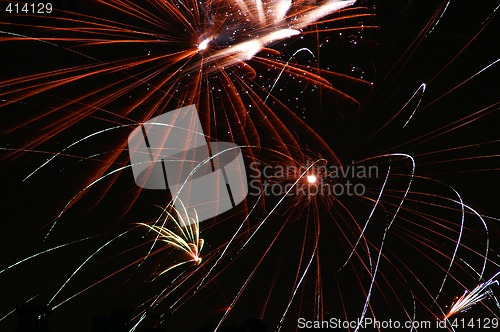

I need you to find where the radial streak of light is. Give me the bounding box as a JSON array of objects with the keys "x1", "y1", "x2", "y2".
[
  {"x1": 137, "y1": 206, "x2": 204, "y2": 277},
  {"x1": 446, "y1": 271, "x2": 500, "y2": 318}
]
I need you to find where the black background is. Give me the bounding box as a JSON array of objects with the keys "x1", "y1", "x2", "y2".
[{"x1": 1, "y1": 1, "x2": 499, "y2": 331}]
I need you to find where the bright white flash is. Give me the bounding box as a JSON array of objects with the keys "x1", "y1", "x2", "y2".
[
  {"x1": 307, "y1": 175, "x2": 317, "y2": 184},
  {"x1": 198, "y1": 38, "x2": 212, "y2": 51},
  {"x1": 274, "y1": 0, "x2": 292, "y2": 23},
  {"x1": 262, "y1": 29, "x2": 300, "y2": 45},
  {"x1": 234, "y1": 40, "x2": 263, "y2": 61},
  {"x1": 199, "y1": 0, "x2": 354, "y2": 65}
]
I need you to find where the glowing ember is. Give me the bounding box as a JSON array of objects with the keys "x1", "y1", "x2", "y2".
[
  {"x1": 198, "y1": 37, "x2": 212, "y2": 51},
  {"x1": 307, "y1": 174, "x2": 317, "y2": 184}
]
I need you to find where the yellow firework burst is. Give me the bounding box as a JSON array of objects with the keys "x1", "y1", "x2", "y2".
[{"x1": 138, "y1": 201, "x2": 204, "y2": 277}]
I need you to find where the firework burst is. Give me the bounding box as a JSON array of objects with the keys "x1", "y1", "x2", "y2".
[
  {"x1": 1, "y1": 1, "x2": 499, "y2": 331},
  {"x1": 446, "y1": 271, "x2": 500, "y2": 319},
  {"x1": 138, "y1": 202, "x2": 204, "y2": 275}
]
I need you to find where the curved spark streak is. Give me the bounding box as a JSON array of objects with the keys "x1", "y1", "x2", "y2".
[
  {"x1": 341, "y1": 165, "x2": 391, "y2": 269},
  {"x1": 265, "y1": 47, "x2": 316, "y2": 103},
  {"x1": 197, "y1": 193, "x2": 263, "y2": 290},
  {"x1": 402, "y1": 83, "x2": 426, "y2": 128},
  {"x1": 433, "y1": 185, "x2": 465, "y2": 303},
  {"x1": 355, "y1": 153, "x2": 416, "y2": 332},
  {"x1": 450, "y1": 203, "x2": 490, "y2": 281},
  {"x1": 213, "y1": 213, "x2": 307, "y2": 331},
  {"x1": 23, "y1": 124, "x2": 135, "y2": 182},
  {"x1": 426, "y1": 0, "x2": 451, "y2": 37},
  {"x1": 0, "y1": 295, "x2": 39, "y2": 323},
  {"x1": 276, "y1": 249, "x2": 317, "y2": 332},
  {"x1": 0, "y1": 237, "x2": 96, "y2": 275},
  {"x1": 37, "y1": 121, "x2": 208, "y2": 239},
  {"x1": 47, "y1": 231, "x2": 130, "y2": 306}
]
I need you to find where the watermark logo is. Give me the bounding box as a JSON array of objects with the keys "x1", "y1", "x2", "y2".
[
  {"x1": 128, "y1": 105, "x2": 248, "y2": 225},
  {"x1": 248, "y1": 161, "x2": 378, "y2": 198}
]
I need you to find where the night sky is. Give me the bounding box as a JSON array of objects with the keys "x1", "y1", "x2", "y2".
[{"x1": 1, "y1": 1, "x2": 499, "y2": 331}]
